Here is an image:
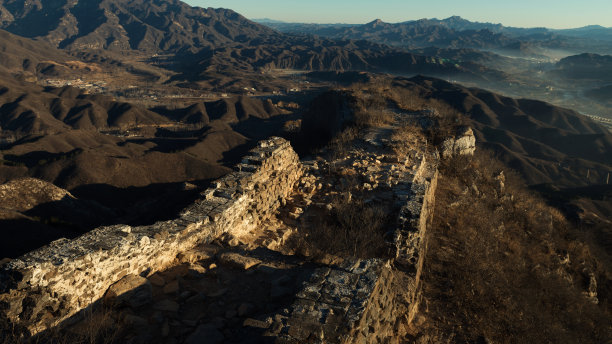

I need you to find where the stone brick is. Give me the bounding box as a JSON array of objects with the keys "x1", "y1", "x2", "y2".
[
  {"x1": 218, "y1": 252, "x2": 262, "y2": 270},
  {"x1": 103, "y1": 274, "x2": 152, "y2": 309}
]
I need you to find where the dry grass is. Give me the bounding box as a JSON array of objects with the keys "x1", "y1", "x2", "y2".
[
  {"x1": 420, "y1": 150, "x2": 612, "y2": 343},
  {"x1": 302, "y1": 80, "x2": 467, "y2": 155},
  {"x1": 348, "y1": 81, "x2": 467, "y2": 145},
  {"x1": 343, "y1": 83, "x2": 398, "y2": 128},
  {"x1": 353, "y1": 108, "x2": 395, "y2": 128},
  {"x1": 390, "y1": 124, "x2": 427, "y2": 157},
  {"x1": 327, "y1": 126, "x2": 360, "y2": 161},
  {"x1": 291, "y1": 198, "x2": 391, "y2": 260}
]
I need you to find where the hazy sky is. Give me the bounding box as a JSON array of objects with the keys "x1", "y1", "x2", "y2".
[{"x1": 184, "y1": 0, "x2": 611, "y2": 29}]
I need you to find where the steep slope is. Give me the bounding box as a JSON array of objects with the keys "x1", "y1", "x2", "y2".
[
  {"x1": 399, "y1": 76, "x2": 612, "y2": 187},
  {"x1": 0, "y1": 0, "x2": 279, "y2": 53},
  {"x1": 0, "y1": 29, "x2": 67, "y2": 73}
]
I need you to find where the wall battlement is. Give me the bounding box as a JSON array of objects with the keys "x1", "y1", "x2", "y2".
[{"x1": 0, "y1": 137, "x2": 303, "y2": 335}]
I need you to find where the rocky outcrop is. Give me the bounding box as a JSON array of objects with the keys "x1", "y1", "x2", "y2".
[
  {"x1": 0, "y1": 137, "x2": 302, "y2": 335},
  {"x1": 441, "y1": 126, "x2": 476, "y2": 159},
  {"x1": 0, "y1": 178, "x2": 75, "y2": 212}
]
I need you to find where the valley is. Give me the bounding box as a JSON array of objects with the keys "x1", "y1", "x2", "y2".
[{"x1": 0, "y1": 0, "x2": 610, "y2": 343}]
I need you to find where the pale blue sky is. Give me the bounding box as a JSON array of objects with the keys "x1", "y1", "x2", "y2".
[{"x1": 184, "y1": 0, "x2": 611, "y2": 29}]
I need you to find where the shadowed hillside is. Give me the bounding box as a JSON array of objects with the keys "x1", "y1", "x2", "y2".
[
  {"x1": 0, "y1": 0, "x2": 279, "y2": 53},
  {"x1": 392, "y1": 75, "x2": 612, "y2": 188},
  {"x1": 550, "y1": 53, "x2": 612, "y2": 82}
]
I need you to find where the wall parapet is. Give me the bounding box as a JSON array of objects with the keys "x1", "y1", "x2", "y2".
[
  {"x1": 0, "y1": 137, "x2": 303, "y2": 335},
  {"x1": 391, "y1": 153, "x2": 439, "y2": 269}
]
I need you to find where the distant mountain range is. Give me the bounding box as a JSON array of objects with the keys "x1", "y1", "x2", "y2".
[
  {"x1": 0, "y1": 0, "x2": 511, "y2": 84},
  {"x1": 260, "y1": 16, "x2": 612, "y2": 56},
  {"x1": 0, "y1": 0, "x2": 608, "y2": 83},
  {"x1": 256, "y1": 16, "x2": 612, "y2": 39}
]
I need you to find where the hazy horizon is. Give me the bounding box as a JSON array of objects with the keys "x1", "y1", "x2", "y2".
[
  {"x1": 185, "y1": 0, "x2": 612, "y2": 29},
  {"x1": 249, "y1": 16, "x2": 612, "y2": 29}
]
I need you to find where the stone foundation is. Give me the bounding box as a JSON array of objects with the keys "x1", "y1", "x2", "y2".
[{"x1": 0, "y1": 137, "x2": 303, "y2": 335}]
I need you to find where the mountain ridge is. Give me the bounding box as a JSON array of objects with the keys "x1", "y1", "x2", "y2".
[
  {"x1": 263, "y1": 16, "x2": 612, "y2": 55},
  {"x1": 0, "y1": 0, "x2": 280, "y2": 53}
]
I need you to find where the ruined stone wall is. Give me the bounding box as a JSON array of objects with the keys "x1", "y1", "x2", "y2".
[
  {"x1": 0, "y1": 131, "x2": 441, "y2": 342},
  {"x1": 271, "y1": 153, "x2": 440, "y2": 344},
  {"x1": 391, "y1": 153, "x2": 439, "y2": 325},
  {"x1": 0, "y1": 137, "x2": 303, "y2": 335},
  {"x1": 392, "y1": 153, "x2": 439, "y2": 269},
  {"x1": 271, "y1": 259, "x2": 396, "y2": 344},
  {"x1": 344, "y1": 263, "x2": 397, "y2": 344}
]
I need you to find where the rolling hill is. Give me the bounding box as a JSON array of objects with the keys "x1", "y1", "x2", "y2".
[{"x1": 0, "y1": 78, "x2": 171, "y2": 136}]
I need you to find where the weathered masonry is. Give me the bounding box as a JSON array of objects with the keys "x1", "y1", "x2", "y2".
[
  {"x1": 0, "y1": 132, "x2": 444, "y2": 342},
  {"x1": 0, "y1": 137, "x2": 303, "y2": 335},
  {"x1": 269, "y1": 152, "x2": 439, "y2": 344}
]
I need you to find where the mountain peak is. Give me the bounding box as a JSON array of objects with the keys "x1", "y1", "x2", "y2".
[
  {"x1": 443, "y1": 15, "x2": 469, "y2": 23},
  {"x1": 366, "y1": 19, "x2": 386, "y2": 27}
]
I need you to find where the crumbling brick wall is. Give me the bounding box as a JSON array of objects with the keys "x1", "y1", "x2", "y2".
[{"x1": 0, "y1": 137, "x2": 303, "y2": 335}]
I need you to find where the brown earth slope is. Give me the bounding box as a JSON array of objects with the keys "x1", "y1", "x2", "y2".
[
  {"x1": 0, "y1": 29, "x2": 102, "y2": 81},
  {"x1": 0, "y1": 80, "x2": 171, "y2": 136},
  {"x1": 0, "y1": 92, "x2": 289, "y2": 189},
  {"x1": 397, "y1": 75, "x2": 612, "y2": 188}
]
